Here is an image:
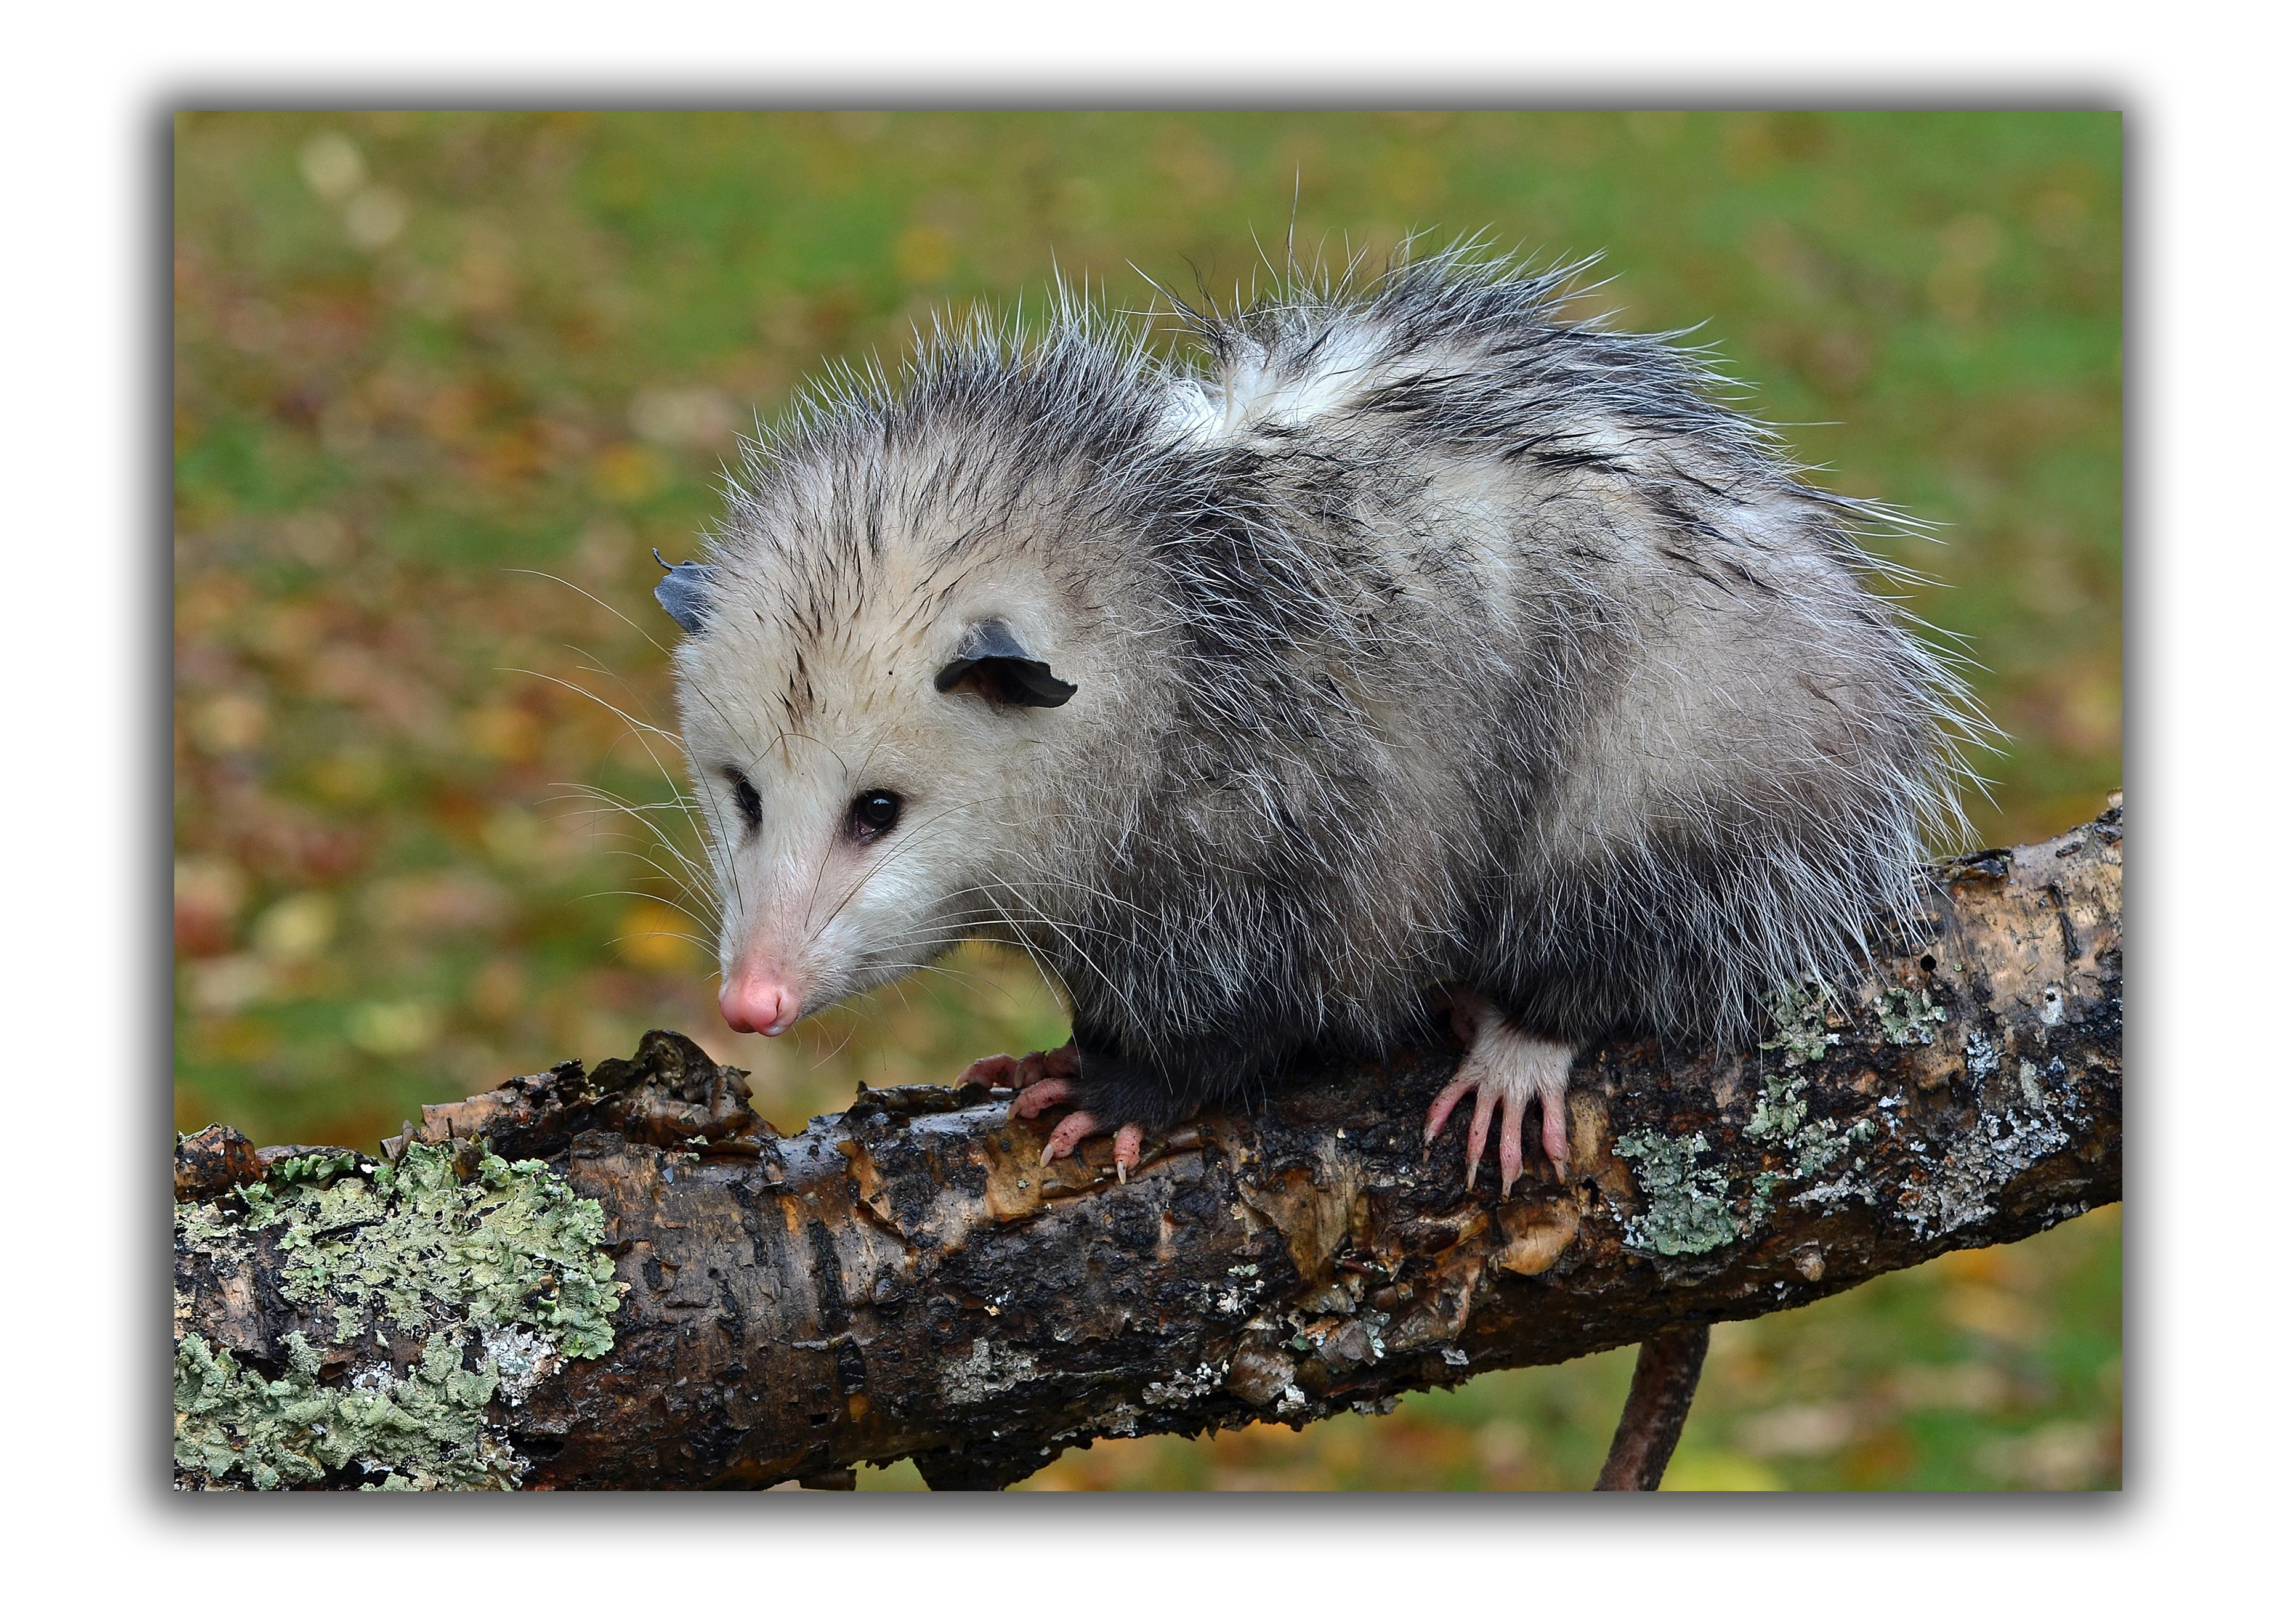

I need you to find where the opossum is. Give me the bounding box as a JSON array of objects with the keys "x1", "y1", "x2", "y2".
[{"x1": 653, "y1": 246, "x2": 1984, "y2": 1194}]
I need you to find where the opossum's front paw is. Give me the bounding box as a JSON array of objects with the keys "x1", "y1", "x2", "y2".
[
  {"x1": 958, "y1": 1040, "x2": 1079, "y2": 1093},
  {"x1": 980, "y1": 1045, "x2": 1146, "y2": 1180},
  {"x1": 1039, "y1": 1110, "x2": 1147, "y2": 1182},
  {"x1": 1426, "y1": 999, "x2": 1574, "y2": 1195}
]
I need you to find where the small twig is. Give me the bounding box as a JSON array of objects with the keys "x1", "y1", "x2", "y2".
[{"x1": 1595, "y1": 1323, "x2": 1713, "y2": 1491}]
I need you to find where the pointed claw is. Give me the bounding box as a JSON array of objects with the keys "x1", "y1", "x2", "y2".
[
  {"x1": 1542, "y1": 1093, "x2": 1569, "y2": 1179},
  {"x1": 1041, "y1": 1110, "x2": 1100, "y2": 1164},
  {"x1": 1498, "y1": 1091, "x2": 1524, "y2": 1196},
  {"x1": 1465, "y1": 1085, "x2": 1496, "y2": 1190},
  {"x1": 1013, "y1": 1076, "x2": 1078, "y2": 1120}
]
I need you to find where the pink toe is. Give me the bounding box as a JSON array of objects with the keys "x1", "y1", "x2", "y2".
[
  {"x1": 1007, "y1": 1050, "x2": 1053, "y2": 1089},
  {"x1": 1013, "y1": 1045, "x2": 1075, "y2": 1089},
  {"x1": 1013, "y1": 1077, "x2": 1078, "y2": 1119},
  {"x1": 958, "y1": 1053, "x2": 1020, "y2": 1088},
  {"x1": 1112, "y1": 1123, "x2": 1144, "y2": 1181},
  {"x1": 1542, "y1": 1094, "x2": 1569, "y2": 1178},
  {"x1": 1041, "y1": 1110, "x2": 1100, "y2": 1163},
  {"x1": 1498, "y1": 1097, "x2": 1524, "y2": 1195},
  {"x1": 1425, "y1": 1077, "x2": 1474, "y2": 1143},
  {"x1": 1465, "y1": 1086, "x2": 1496, "y2": 1189}
]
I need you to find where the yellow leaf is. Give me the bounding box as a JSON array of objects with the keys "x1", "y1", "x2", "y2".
[{"x1": 616, "y1": 904, "x2": 703, "y2": 972}]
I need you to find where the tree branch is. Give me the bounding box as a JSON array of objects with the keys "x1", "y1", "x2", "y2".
[{"x1": 174, "y1": 804, "x2": 2121, "y2": 1491}]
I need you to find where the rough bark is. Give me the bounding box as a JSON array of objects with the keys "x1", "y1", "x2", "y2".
[{"x1": 174, "y1": 804, "x2": 2121, "y2": 1491}]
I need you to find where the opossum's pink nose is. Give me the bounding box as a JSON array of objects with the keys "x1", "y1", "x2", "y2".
[{"x1": 719, "y1": 965, "x2": 802, "y2": 1036}]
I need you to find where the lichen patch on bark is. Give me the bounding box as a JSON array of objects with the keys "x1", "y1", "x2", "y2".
[{"x1": 172, "y1": 1138, "x2": 621, "y2": 1489}]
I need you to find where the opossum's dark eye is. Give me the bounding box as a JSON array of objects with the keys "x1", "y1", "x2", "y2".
[
  {"x1": 849, "y1": 788, "x2": 902, "y2": 840},
  {"x1": 724, "y1": 768, "x2": 762, "y2": 833}
]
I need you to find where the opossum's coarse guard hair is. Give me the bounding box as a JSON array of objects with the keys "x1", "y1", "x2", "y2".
[{"x1": 669, "y1": 241, "x2": 1992, "y2": 1134}]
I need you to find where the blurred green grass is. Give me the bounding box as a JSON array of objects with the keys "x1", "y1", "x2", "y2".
[{"x1": 172, "y1": 110, "x2": 2121, "y2": 1491}]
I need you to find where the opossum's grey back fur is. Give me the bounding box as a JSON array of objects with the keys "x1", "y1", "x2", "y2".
[{"x1": 702, "y1": 246, "x2": 1989, "y2": 1129}]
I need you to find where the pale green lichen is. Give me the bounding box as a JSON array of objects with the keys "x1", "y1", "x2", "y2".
[
  {"x1": 1742, "y1": 1073, "x2": 1812, "y2": 1146},
  {"x1": 174, "y1": 1198, "x2": 247, "y2": 1253},
  {"x1": 233, "y1": 1141, "x2": 620, "y2": 1357},
  {"x1": 262, "y1": 1148, "x2": 365, "y2": 1188},
  {"x1": 1613, "y1": 1130, "x2": 1737, "y2": 1256},
  {"x1": 175, "y1": 1329, "x2": 523, "y2": 1491},
  {"x1": 174, "y1": 1140, "x2": 621, "y2": 1490},
  {"x1": 1759, "y1": 984, "x2": 1840, "y2": 1066},
  {"x1": 1742, "y1": 1074, "x2": 1878, "y2": 1225},
  {"x1": 1874, "y1": 985, "x2": 1948, "y2": 1046}
]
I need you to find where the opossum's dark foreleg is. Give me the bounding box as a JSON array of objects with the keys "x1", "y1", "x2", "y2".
[
  {"x1": 1045, "y1": 1030, "x2": 1227, "y2": 1183},
  {"x1": 960, "y1": 1039, "x2": 1148, "y2": 1180},
  {"x1": 1425, "y1": 993, "x2": 1574, "y2": 1194}
]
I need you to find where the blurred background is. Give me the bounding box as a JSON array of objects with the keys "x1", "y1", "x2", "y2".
[{"x1": 173, "y1": 109, "x2": 2121, "y2": 1490}]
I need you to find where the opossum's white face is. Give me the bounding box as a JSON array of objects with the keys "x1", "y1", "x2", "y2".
[{"x1": 666, "y1": 562, "x2": 1096, "y2": 1040}]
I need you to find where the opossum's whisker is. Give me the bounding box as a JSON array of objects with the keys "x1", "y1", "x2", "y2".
[
  {"x1": 578, "y1": 886, "x2": 720, "y2": 924},
  {"x1": 979, "y1": 867, "x2": 1154, "y2": 1043},
  {"x1": 883, "y1": 904, "x2": 1074, "y2": 1013},
  {"x1": 546, "y1": 810, "x2": 715, "y2": 905},
  {"x1": 599, "y1": 921, "x2": 718, "y2": 957},
  {"x1": 549, "y1": 748, "x2": 732, "y2": 911},
  {"x1": 551, "y1": 787, "x2": 692, "y2": 815},
  {"x1": 902, "y1": 960, "x2": 1016, "y2": 1009},
  {"x1": 565, "y1": 683, "x2": 710, "y2": 834},
  {"x1": 899, "y1": 899, "x2": 1178, "y2": 966},
  {"x1": 591, "y1": 856, "x2": 719, "y2": 919},
  {"x1": 506, "y1": 668, "x2": 682, "y2": 745},
  {"x1": 504, "y1": 567, "x2": 676, "y2": 658},
  {"x1": 551, "y1": 790, "x2": 722, "y2": 914},
  {"x1": 550, "y1": 646, "x2": 685, "y2": 740},
  {"x1": 795, "y1": 1008, "x2": 868, "y2": 1075},
  {"x1": 685, "y1": 774, "x2": 746, "y2": 923},
  {"x1": 601, "y1": 774, "x2": 717, "y2": 889},
  {"x1": 556, "y1": 781, "x2": 714, "y2": 873},
  {"x1": 979, "y1": 868, "x2": 1155, "y2": 924}
]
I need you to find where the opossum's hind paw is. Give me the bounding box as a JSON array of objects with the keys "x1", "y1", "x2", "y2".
[
  {"x1": 1039, "y1": 1110, "x2": 1147, "y2": 1181},
  {"x1": 959, "y1": 1039, "x2": 1079, "y2": 1091},
  {"x1": 1424, "y1": 1071, "x2": 1561, "y2": 1195},
  {"x1": 1425, "y1": 1007, "x2": 1575, "y2": 1195}
]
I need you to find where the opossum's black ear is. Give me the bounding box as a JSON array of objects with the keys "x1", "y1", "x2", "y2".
[
  {"x1": 934, "y1": 619, "x2": 1077, "y2": 709},
  {"x1": 652, "y1": 549, "x2": 717, "y2": 633}
]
